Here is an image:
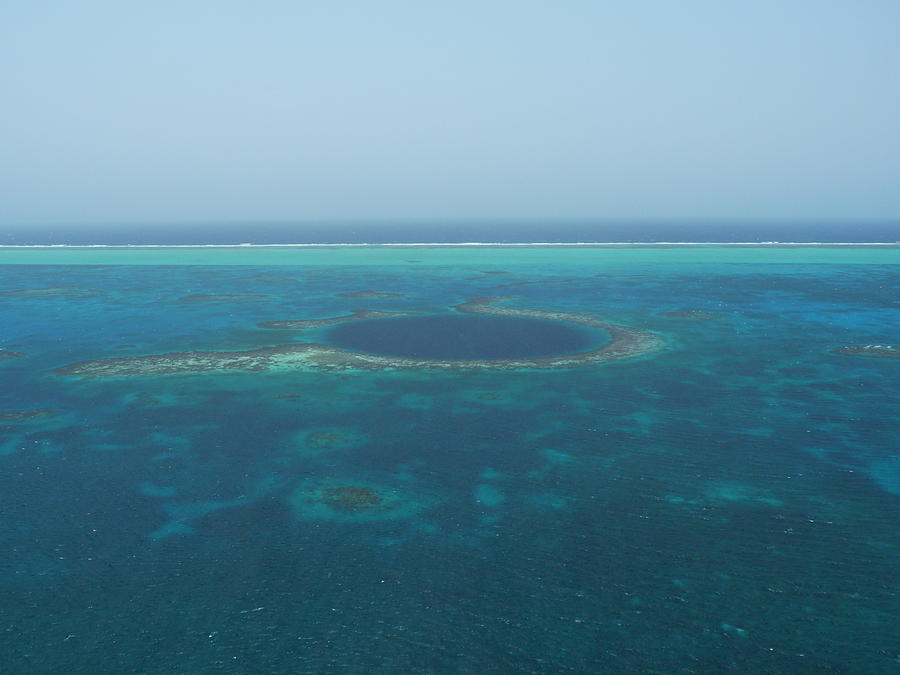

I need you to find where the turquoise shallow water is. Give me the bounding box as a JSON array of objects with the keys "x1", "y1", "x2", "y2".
[{"x1": 0, "y1": 248, "x2": 898, "y2": 673}]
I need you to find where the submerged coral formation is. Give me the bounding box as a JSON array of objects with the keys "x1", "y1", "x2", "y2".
[
  {"x1": 258, "y1": 309, "x2": 411, "y2": 330},
  {"x1": 335, "y1": 290, "x2": 405, "y2": 298},
  {"x1": 493, "y1": 278, "x2": 578, "y2": 289},
  {"x1": 658, "y1": 311, "x2": 723, "y2": 320},
  {"x1": 177, "y1": 294, "x2": 268, "y2": 302},
  {"x1": 0, "y1": 287, "x2": 98, "y2": 298},
  {"x1": 290, "y1": 427, "x2": 368, "y2": 457},
  {"x1": 306, "y1": 430, "x2": 353, "y2": 450},
  {"x1": 321, "y1": 485, "x2": 384, "y2": 510},
  {"x1": 465, "y1": 270, "x2": 509, "y2": 280},
  {"x1": 288, "y1": 480, "x2": 422, "y2": 522},
  {"x1": 0, "y1": 408, "x2": 55, "y2": 422},
  {"x1": 55, "y1": 297, "x2": 664, "y2": 377},
  {"x1": 0, "y1": 349, "x2": 25, "y2": 360},
  {"x1": 834, "y1": 345, "x2": 900, "y2": 359}
]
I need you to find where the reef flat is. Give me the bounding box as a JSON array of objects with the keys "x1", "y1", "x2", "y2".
[
  {"x1": 834, "y1": 344, "x2": 900, "y2": 359},
  {"x1": 0, "y1": 349, "x2": 24, "y2": 360},
  {"x1": 55, "y1": 297, "x2": 664, "y2": 377},
  {"x1": 53, "y1": 344, "x2": 335, "y2": 377}
]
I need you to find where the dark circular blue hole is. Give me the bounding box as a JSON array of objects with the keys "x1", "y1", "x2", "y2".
[{"x1": 326, "y1": 314, "x2": 604, "y2": 360}]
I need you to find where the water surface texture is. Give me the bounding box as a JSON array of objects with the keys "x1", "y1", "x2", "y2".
[{"x1": 0, "y1": 246, "x2": 898, "y2": 673}]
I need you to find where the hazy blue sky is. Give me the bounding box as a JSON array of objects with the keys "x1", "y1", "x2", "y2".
[{"x1": 1, "y1": 1, "x2": 898, "y2": 226}]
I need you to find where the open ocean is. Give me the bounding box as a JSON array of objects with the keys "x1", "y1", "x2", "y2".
[
  {"x1": 1, "y1": 220, "x2": 898, "y2": 245},
  {"x1": 0, "y1": 224, "x2": 898, "y2": 673}
]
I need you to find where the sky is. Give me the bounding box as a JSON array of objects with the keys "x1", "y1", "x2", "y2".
[{"x1": 1, "y1": 1, "x2": 898, "y2": 228}]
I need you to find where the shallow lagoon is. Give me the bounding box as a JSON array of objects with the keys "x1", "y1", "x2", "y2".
[{"x1": 0, "y1": 246, "x2": 898, "y2": 673}]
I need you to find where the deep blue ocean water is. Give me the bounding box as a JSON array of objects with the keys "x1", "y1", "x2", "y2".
[
  {"x1": 1, "y1": 220, "x2": 898, "y2": 245},
  {"x1": 328, "y1": 315, "x2": 599, "y2": 359},
  {"x1": 0, "y1": 244, "x2": 898, "y2": 673}
]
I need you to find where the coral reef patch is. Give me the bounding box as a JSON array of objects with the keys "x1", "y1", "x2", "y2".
[
  {"x1": 290, "y1": 427, "x2": 368, "y2": 457},
  {"x1": 322, "y1": 486, "x2": 384, "y2": 510},
  {"x1": 659, "y1": 311, "x2": 723, "y2": 320},
  {"x1": 258, "y1": 309, "x2": 411, "y2": 330},
  {"x1": 834, "y1": 345, "x2": 900, "y2": 359},
  {"x1": 0, "y1": 408, "x2": 55, "y2": 422},
  {"x1": 0, "y1": 349, "x2": 25, "y2": 360},
  {"x1": 335, "y1": 290, "x2": 405, "y2": 299},
  {"x1": 0, "y1": 287, "x2": 98, "y2": 298},
  {"x1": 493, "y1": 278, "x2": 578, "y2": 289},
  {"x1": 289, "y1": 481, "x2": 424, "y2": 522},
  {"x1": 177, "y1": 294, "x2": 268, "y2": 303}
]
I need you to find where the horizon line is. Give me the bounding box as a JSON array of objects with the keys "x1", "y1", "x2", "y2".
[{"x1": 2, "y1": 241, "x2": 899, "y2": 248}]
